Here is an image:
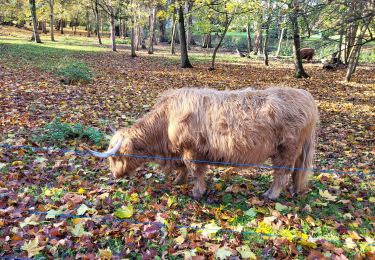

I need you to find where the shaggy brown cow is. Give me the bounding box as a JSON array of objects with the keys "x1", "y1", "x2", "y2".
[
  {"x1": 88, "y1": 87, "x2": 319, "y2": 200},
  {"x1": 300, "y1": 48, "x2": 315, "y2": 61}
]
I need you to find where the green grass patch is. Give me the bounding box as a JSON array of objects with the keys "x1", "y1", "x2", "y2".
[
  {"x1": 56, "y1": 60, "x2": 92, "y2": 83},
  {"x1": 0, "y1": 37, "x2": 103, "y2": 73},
  {"x1": 33, "y1": 117, "x2": 105, "y2": 146}
]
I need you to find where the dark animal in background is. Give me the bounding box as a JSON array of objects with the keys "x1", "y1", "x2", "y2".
[{"x1": 300, "y1": 48, "x2": 315, "y2": 61}]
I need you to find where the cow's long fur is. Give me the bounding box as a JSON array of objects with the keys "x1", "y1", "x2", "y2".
[{"x1": 107, "y1": 87, "x2": 319, "y2": 200}]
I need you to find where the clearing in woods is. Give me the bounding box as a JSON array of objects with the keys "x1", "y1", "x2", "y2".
[{"x1": 0, "y1": 27, "x2": 374, "y2": 259}]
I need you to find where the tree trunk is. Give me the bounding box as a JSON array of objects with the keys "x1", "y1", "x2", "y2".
[
  {"x1": 276, "y1": 27, "x2": 285, "y2": 57},
  {"x1": 86, "y1": 11, "x2": 90, "y2": 37},
  {"x1": 178, "y1": 5, "x2": 192, "y2": 68},
  {"x1": 171, "y1": 8, "x2": 178, "y2": 55},
  {"x1": 185, "y1": 0, "x2": 193, "y2": 50},
  {"x1": 345, "y1": 21, "x2": 370, "y2": 82},
  {"x1": 48, "y1": 0, "x2": 55, "y2": 41},
  {"x1": 253, "y1": 26, "x2": 263, "y2": 55},
  {"x1": 148, "y1": 7, "x2": 156, "y2": 54},
  {"x1": 246, "y1": 23, "x2": 252, "y2": 55},
  {"x1": 109, "y1": 6, "x2": 116, "y2": 51},
  {"x1": 159, "y1": 19, "x2": 166, "y2": 42},
  {"x1": 131, "y1": 16, "x2": 137, "y2": 57},
  {"x1": 209, "y1": 17, "x2": 231, "y2": 70},
  {"x1": 337, "y1": 25, "x2": 344, "y2": 62},
  {"x1": 290, "y1": 11, "x2": 308, "y2": 78},
  {"x1": 42, "y1": 20, "x2": 47, "y2": 33},
  {"x1": 29, "y1": 0, "x2": 42, "y2": 43},
  {"x1": 264, "y1": 27, "x2": 269, "y2": 66},
  {"x1": 94, "y1": 0, "x2": 102, "y2": 44},
  {"x1": 60, "y1": 19, "x2": 64, "y2": 34}
]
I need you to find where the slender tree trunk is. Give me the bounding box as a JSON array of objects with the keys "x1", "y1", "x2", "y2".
[
  {"x1": 60, "y1": 19, "x2": 64, "y2": 34},
  {"x1": 159, "y1": 19, "x2": 166, "y2": 42},
  {"x1": 276, "y1": 27, "x2": 285, "y2": 57},
  {"x1": 185, "y1": 0, "x2": 193, "y2": 50},
  {"x1": 290, "y1": 11, "x2": 308, "y2": 78},
  {"x1": 178, "y1": 5, "x2": 192, "y2": 68},
  {"x1": 246, "y1": 23, "x2": 252, "y2": 55},
  {"x1": 210, "y1": 16, "x2": 231, "y2": 70},
  {"x1": 29, "y1": 0, "x2": 42, "y2": 43},
  {"x1": 337, "y1": 25, "x2": 344, "y2": 62},
  {"x1": 42, "y1": 20, "x2": 47, "y2": 33},
  {"x1": 345, "y1": 21, "x2": 370, "y2": 82},
  {"x1": 94, "y1": 0, "x2": 102, "y2": 44},
  {"x1": 131, "y1": 15, "x2": 136, "y2": 57},
  {"x1": 264, "y1": 27, "x2": 269, "y2": 66},
  {"x1": 171, "y1": 8, "x2": 177, "y2": 54},
  {"x1": 148, "y1": 7, "x2": 156, "y2": 54},
  {"x1": 48, "y1": 0, "x2": 55, "y2": 41},
  {"x1": 263, "y1": 0, "x2": 271, "y2": 66},
  {"x1": 109, "y1": 6, "x2": 116, "y2": 51},
  {"x1": 86, "y1": 11, "x2": 90, "y2": 37}
]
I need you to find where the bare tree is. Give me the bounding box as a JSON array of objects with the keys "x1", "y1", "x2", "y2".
[
  {"x1": 48, "y1": 0, "x2": 55, "y2": 41},
  {"x1": 148, "y1": 7, "x2": 156, "y2": 54},
  {"x1": 178, "y1": 5, "x2": 192, "y2": 68},
  {"x1": 288, "y1": 0, "x2": 308, "y2": 78},
  {"x1": 29, "y1": 0, "x2": 42, "y2": 43},
  {"x1": 246, "y1": 23, "x2": 252, "y2": 55}
]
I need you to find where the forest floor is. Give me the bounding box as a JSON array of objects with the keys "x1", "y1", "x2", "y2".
[{"x1": 0, "y1": 26, "x2": 374, "y2": 259}]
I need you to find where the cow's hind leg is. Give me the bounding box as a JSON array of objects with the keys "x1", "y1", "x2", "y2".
[{"x1": 263, "y1": 145, "x2": 298, "y2": 200}]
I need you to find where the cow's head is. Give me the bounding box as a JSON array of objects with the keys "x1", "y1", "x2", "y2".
[{"x1": 86, "y1": 130, "x2": 140, "y2": 178}]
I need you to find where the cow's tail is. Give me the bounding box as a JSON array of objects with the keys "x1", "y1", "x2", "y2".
[{"x1": 292, "y1": 125, "x2": 316, "y2": 194}]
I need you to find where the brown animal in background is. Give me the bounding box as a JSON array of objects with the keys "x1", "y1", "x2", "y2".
[
  {"x1": 300, "y1": 48, "x2": 315, "y2": 61},
  {"x1": 87, "y1": 87, "x2": 319, "y2": 200}
]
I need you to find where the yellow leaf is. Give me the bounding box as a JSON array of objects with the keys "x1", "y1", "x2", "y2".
[
  {"x1": 114, "y1": 205, "x2": 134, "y2": 219},
  {"x1": 167, "y1": 196, "x2": 175, "y2": 208},
  {"x1": 319, "y1": 189, "x2": 337, "y2": 201},
  {"x1": 99, "y1": 248, "x2": 112, "y2": 260},
  {"x1": 130, "y1": 193, "x2": 140, "y2": 203},
  {"x1": 44, "y1": 189, "x2": 52, "y2": 196},
  {"x1": 356, "y1": 198, "x2": 363, "y2": 201},
  {"x1": 345, "y1": 238, "x2": 357, "y2": 249},
  {"x1": 299, "y1": 239, "x2": 317, "y2": 248},
  {"x1": 21, "y1": 238, "x2": 45, "y2": 258},
  {"x1": 175, "y1": 235, "x2": 185, "y2": 245},
  {"x1": 12, "y1": 161, "x2": 24, "y2": 167},
  {"x1": 369, "y1": 197, "x2": 375, "y2": 203},
  {"x1": 77, "y1": 188, "x2": 85, "y2": 194},
  {"x1": 349, "y1": 231, "x2": 361, "y2": 240}
]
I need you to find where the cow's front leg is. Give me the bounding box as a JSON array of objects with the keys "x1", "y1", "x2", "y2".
[
  {"x1": 263, "y1": 174, "x2": 289, "y2": 200},
  {"x1": 263, "y1": 145, "x2": 297, "y2": 200}
]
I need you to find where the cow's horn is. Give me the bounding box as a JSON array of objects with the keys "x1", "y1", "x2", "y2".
[{"x1": 84, "y1": 138, "x2": 122, "y2": 158}]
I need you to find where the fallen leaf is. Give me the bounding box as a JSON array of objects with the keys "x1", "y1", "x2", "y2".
[
  {"x1": 215, "y1": 247, "x2": 233, "y2": 259},
  {"x1": 236, "y1": 245, "x2": 256, "y2": 259},
  {"x1": 114, "y1": 205, "x2": 134, "y2": 219},
  {"x1": 319, "y1": 189, "x2": 337, "y2": 201},
  {"x1": 21, "y1": 238, "x2": 45, "y2": 258}
]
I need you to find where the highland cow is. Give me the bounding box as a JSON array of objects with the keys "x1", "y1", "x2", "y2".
[
  {"x1": 88, "y1": 87, "x2": 319, "y2": 200},
  {"x1": 300, "y1": 48, "x2": 315, "y2": 61}
]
